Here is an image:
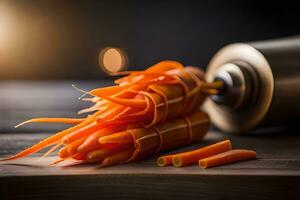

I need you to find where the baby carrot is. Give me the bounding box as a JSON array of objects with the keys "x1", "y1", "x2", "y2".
[
  {"x1": 157, "y1": 155, "x2": 174, "y2": 167},
  {"x1": 172, "y1": 140, "x2": 232, "y2": 167},
  {"x1": 77, "y1": 126, "x2": 125, "y2": 153},
  {"x1": 86, "y1": 143, "x2": 131, "y2": 163},
  {"x1": 199, "y1": 149, "x2": 257, "y2": 169},
  {"x1": 98, "y1": 131, "x2": 133, "y2": 144},
  {"x1": 86, "y1": 148, "x2": 112, "y2": 163},
  {"x1": 102, "y1": 147, "x2": 134, "y2": 167},
  {"x1": 58, "y1": 146, "x2": 70, "y2": 158},
  {"x1": 67, "y1": 137, "x2": 88, "y2": 154},
  {"x1": 61, "y1": 122, "x2": 101, "y2": 144}
]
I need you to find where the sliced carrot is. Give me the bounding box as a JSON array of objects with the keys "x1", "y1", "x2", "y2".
[
  {"x1": 15, "y1": 118, "x2": 85, "y2": 128},
  {"x1": 0, "y1": 118, "x2": 97, "y2": 161},
  {"x1": 94, "y1": 95, "x2": 148, "y2": 108},
  {"x1": 89, "y1": 85, "x2": 129, "y2": 97},
  {"x1": 67, "y1": 137, "x2": 88, "y2": 154},
  {"x1": 172, "y1": 140, "x2": 232, "y2": 167},
  {"x1": 157, "y1": 155, "x2": 173, "y2": 167},
  {"x1": 72, "y1": 153, "x2": 86, "y2": 161},
  {"x1": 199, "y1": 149, "x2": 256, "y2": 168},
  {"x1": 61, "y1": 122, "x2": 101, "y2": 144},
  {"x1": 102, "y1": 147, "x2": 134, "y2": 167},
  {"x1": 38, "y1": 143, "x2": 62, "y2": 161},
  {"x1": 58, "y1": 145, "x2": 70, "y2": 158},
  {"x1": 98, "y1": 131, "x2": 133, "y2": 144},
  {"x1": 86, "y1": 144, "x2": 129, "y2": 163},
  {"x1": 77, "y1": 126, "x2": 125, "y2": 153},
  {"x1": 146, "y1": 60, "x2": 184, "y2": 72}
]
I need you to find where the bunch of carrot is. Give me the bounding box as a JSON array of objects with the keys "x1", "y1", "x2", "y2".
[
  {"x1": 157, "y1": 140, "x2": 256, "y2": 168},
  {"x1": 2, "y1": 61, "x2": 219, "y2": 167}
]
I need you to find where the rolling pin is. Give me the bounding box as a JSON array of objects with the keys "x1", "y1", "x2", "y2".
[{"x1": 204, "y1": 36, "x2": 300, "y2": 133}]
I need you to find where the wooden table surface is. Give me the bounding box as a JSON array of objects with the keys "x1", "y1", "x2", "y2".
[
  {"x1": 1, "y1": 81, "x2": 300, "y2": 199},
  {"x1": 1, "y1": 130, "x2": 300, "y2": 200}
]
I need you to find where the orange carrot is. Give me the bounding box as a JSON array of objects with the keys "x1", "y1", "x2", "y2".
[
  {"x1": 172, "y1": 140, "x2": 232, "y2": 167},
  {"x1": 157, "y1": 155, "x2": 174, "y2": 167},
  {"x1": 67, "y1": 137, "x2": 88, "y2": 154},
  {"x1": 86, "y1": 144, "x2": 131, "y2": 163},
  {"x1": 199, "y1": 149, "x2": 257, "y2": 168},
  {"x1": 77, "y1": 126, "x2": 125, "y2": 153},
  {"x1": 102, "y1": 147, "x2": 134, "y2": 167},
  {"x1": 98, "y1": 131, "x2": 133, "y2": 144},
  {"x1": 15, "y1": 118, "x2": 85, "y2": 128},
  {"x1": 58, "y1": 145, "x2": 70, "y2": 158},
  {"x1": 61, "y1": 122, "x2": 101, "y2": 144}
]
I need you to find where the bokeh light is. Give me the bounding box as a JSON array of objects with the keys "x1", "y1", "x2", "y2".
[{"x1": 99, "y1": 47, "x2": 128, "y2": 74}]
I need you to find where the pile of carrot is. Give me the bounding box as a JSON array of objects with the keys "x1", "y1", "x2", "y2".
[{"x1": 157, "y1": 140, "x2": 256, "y2": 168}]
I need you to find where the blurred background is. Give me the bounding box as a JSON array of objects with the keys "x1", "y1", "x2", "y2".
[{"x1": 1, "y1": 0, "x2": 300, "y2": 132}]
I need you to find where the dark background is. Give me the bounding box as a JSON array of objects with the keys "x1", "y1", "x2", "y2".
[{"x1": 1, "y1": 0, "x2": 300, "y2": 80}]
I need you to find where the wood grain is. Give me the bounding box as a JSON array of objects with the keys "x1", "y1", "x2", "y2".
[{"x1": 1, "y1": 130, "x2": 300, "y2": 199}]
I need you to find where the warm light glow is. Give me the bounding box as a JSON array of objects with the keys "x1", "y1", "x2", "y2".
[
  {"x1": 0, "y1": 6, "x2": 10, "y2": 47},
  {"x1": 99, "y1": 47, "x2": 128, "y2": 74}
]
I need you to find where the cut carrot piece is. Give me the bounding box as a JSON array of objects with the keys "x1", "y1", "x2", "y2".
[
  {"x1": 98, "y1": 131, "x2": 133, "y2": 144},
  {"x1": 199, "y1": 149, "x2": 257, "y2": 169},
  {"x1": 102, "y1": 147, "x2": 134, "y2": 167},
  {"x1": 172, "y1": 140, "x2": 232, "y2": 167},
  {"x1": 157, "y1": 155, "x2": 173, "y2": 167}
]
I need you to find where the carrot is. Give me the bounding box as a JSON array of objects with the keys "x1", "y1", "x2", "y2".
[
  {"x1": 102, "y1": 147, "x2": 134, "y2": 167},
  {"x1": 98, "y1": 131, "x2": 133, "y2": 144},
  {"x1": 172, "y1": 140, "x2": 232, "y2": 167},
  {"x1": 61, "y1": 122, "x2": 101, "y2": 144},
  {"x1": 0, "y1": 121, "x2": 93, "y2": 161},
  {"x1": 199, "y1": 149, "x2": 257, "y2": 168},
  {"x1": 15, "y1": 118, "x2": 85, "y2": 128},
  {"x1": 77, "y1": 126, "x2": 125, "y2": 153},
  {"x1": 58, "y1": 145, "x2": 70, "y2": 158},
  {"x1": 72, "y1": 153, "x2": 86, "y2": 161},
  {"x1": 94, "y1": 95, "x2": 148, "y2": 108},
  {"x1": 67, "y1": 137, "x2": 88, "y2": 154},
  {"x1": 86, "y1": 144, "x2": 131, "y2": 163},
  {"x1": 157, "y1": 155, "x2": 174, "y2": 167}
]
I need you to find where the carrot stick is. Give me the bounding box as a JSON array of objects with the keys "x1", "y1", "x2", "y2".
[
  {"x1": 38, "y1": 143, "x2": 62, "y2": 161},
  {"x1": 157, "y1": 155, "x2": 173, "y2": 167},
  {"x1": 199, "y1": 149, "x2": 256, "y2": 168},
  {"x1": 94, "y1": 95, "x2": 147, "y2": 108},
  {"x1": 67, "y1": 137, "x2": 88, "y2": 154},
  {"x1": 77, "y1": 126, "x2": 125, "y2": 153},
  {"x1": 58, "y1": 145, "x2": 70, "y2": 158},
  {"x1": 72, "y1": 153, "x2": 86, "y2": 161},
  {"x1": 61, "y1": 122, "x2": 101, "y2": 144},
  {"x1": 102, "y1": 147, "x2": 134, "y2": 167},
  {"x1": 86, "y1": 144, "x2": 131, "y2": 163},
  {"x1": 98, "y1": 131, "x2": 133, "y2": 144},
  {"x1": 15, "y1": 118, "x2": 85, "y2": 128},
  {"x1": 0, "y1": 120, "x2": 95, "y2": 161},
  {"x1": 172, "y1": 140, "x2": 232, "y2": 167}
]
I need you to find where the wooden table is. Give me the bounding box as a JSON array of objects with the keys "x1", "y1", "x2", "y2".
[{"x1": 1, "y1": 130, "x2": 300, "y2": 200}]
